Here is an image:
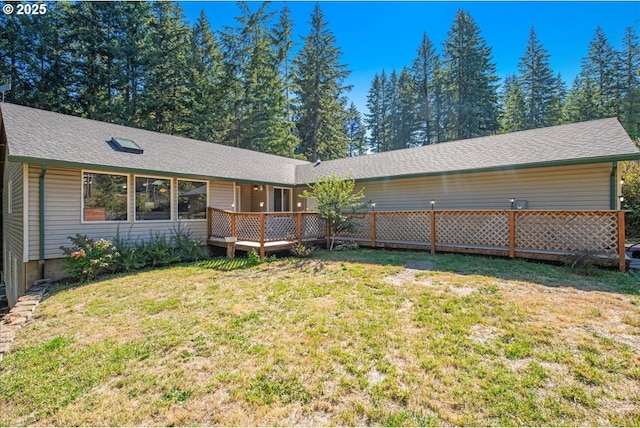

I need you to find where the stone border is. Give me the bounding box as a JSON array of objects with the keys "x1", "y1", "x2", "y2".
[{"x1": 0, "y1": 279, "x2": 51, "y2": 362}]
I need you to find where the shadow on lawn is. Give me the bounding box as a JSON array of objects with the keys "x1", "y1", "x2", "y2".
[{"x1": 313, "y1": 248, "x2": 640, "y2": 296}]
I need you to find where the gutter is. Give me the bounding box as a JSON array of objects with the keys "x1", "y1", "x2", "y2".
[
  {"x1": 610, "y1": 161, "x2": 618, "y2": 210},
  {"x1": 39, "y1": 164, "x2": 46, "y2": 279}
]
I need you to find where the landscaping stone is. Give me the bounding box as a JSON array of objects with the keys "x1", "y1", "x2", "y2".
[{"x1": 0, "y1": 280, "x2": 51, "y2": 363}]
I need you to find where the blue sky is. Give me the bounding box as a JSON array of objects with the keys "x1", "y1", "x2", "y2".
[{"x1": 179, "y1": 1, "x2": 640, "y2": 115}]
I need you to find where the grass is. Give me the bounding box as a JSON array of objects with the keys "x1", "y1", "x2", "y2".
[{"x1": 1, "y1": 249, "x2": 639, "y2": 426}]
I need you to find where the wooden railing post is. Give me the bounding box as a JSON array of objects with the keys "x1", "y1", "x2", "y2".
[
  {"x1": 231, "y1": 212, "x2": 236, "y2": 237},
  {"x1": 326, "y1": 220, "x2": 331, "y2": 249},
  {"x1": 259, "y1": 213, "x2": 265, "y2": 258},
  {"x1": 296, "y1": 212, "x2": 302, "y2": 243},
  {"x1": 371, "y1": 212, "x2": 377, "y2": 248},
  {"x1": 618, "y1": 211, "x2": 626, "y2": 272},
  {"x1": 207, "y1": 208, "x2": 212, "y2": 239},
  {"x1": 430, "y1": 211, "x2": 436, "y2": 254},
  {"x1": 509, "y1": 211, "x2": 516, "y2": 258}
]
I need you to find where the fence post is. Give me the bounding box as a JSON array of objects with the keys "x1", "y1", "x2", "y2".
[
  {"x1": 509, "y1": 211, "x2": 516, "y2": 258},
  {"x1": 618, "y1": 211, "x2": 626, "y2": 272},
  {"x1": 430, "y1": 211, "x2": 436, "y2": 254},
  {"x1": 296, "y1": 212, "x2": 302, "y2": 243},
  {"x1": 326, "y1": 220, "x2": 331, "y2": 249},
  {"x1": 371, "y1": 212, "x2": 377, "y2": 248},
  {"x1": 259, "y1": 213, "x2": 265, "y2": 258},
  {"x1": 207, "y1": 208, "x2": 212, "y2": 239}
]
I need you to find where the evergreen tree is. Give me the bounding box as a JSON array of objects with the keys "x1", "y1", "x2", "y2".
[
  {"x1": 518, "y1": 27, "x2": 558, "y2": 128},
  {"x1": 140, "y1": 1, "x2": 190, "y2": 134},
  {"x1": 563, "y1": 75, "x2": 599, "y2": 122},
  {"x1": 441, "y1": 10, "x2": 499, "y2": 141},
  {"x1": 548, "y1": 73, "x2": 568, "y2": 125},
  {"x1": 185, "y1": 10, "x2": 227, "y2": 142},
  {"x1": 366, "y1": 71, "x2": 391, "y2": 153},
  {"x1": 391, "y1": 67, "x2": 419, "y2": 149},
  {"x1": 620, "y1": 27, "x2": 640, "y2": 138},
  {"x1": 294, "y1": 4, "x2": 351, "y2": 161},
  {"x1": 500, "y1": 74, "x2": 527, "y2": 133},
  {"x1": 411, "y1": 32, "x2": 439, "y2": 145},
  {"x1": 345, "y1": 102, "x2": 367, "y2": 156},
  {"x1": 581, "y1": 26, "x2": 619, "y2": 117}
]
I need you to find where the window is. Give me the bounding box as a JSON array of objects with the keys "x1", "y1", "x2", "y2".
[
  {"x1": 273, "y1": 187, "x2": 291, "y2": 212},
  {"x1": 178, "y1": 180, "x2": 207, "y2": 220},
  {"x1": 83, "y1": 172, "x2": 128, "y2": 221},
  {"x1": 135, "y1": 176, "x2": 171, "y2": 221}
]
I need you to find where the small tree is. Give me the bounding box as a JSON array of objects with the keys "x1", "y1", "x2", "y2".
[{"x1": 300, "y1": 174, "x2": 367, "y2": 250}]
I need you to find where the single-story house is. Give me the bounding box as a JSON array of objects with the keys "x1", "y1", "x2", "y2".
[{"x1": 1, "y1": 102, "x2": 639, "y2": 306}]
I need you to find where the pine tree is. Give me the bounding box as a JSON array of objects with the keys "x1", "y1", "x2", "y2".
[
  {"x1": 441, "y1": 10, "x2": 499, "y2": 141},
  {"x1": 345, "y1": 102, "x2": 367, "y2": 156},
  {"x1": 392, "y1": 68, "x2": 419, "y2": 149},
  {"x1": 620, "y1": 27, "x2": 640, "y2": 138},
  {"x1": 518, "y1": 27, "x2": 558, "y2": 128},
  {"x1": 411, "y1": 32, "x2": 438, "y2": 145},
  {"x1": 185, "y1": 10, "x2": 227, "y2": 142},
  {"x1": 366, "y1": 71, "x2": 391, "y2": 153},
  {"x1": 581, "y1": 26, "x2": 619, "y2": 118},
  {"x1": 294, "y1": 4, "x2": 350, "y2": 161},
  {"x1": 500, "y1": 74, "x2": 527, "y2": 133},
  {"x1": 140, "y1": 1, "x2": 191, "y2": 134}
]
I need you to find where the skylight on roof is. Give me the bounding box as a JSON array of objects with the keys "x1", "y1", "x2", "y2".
[{"x1": 111, "y1": 137, "x2": 143, "y2": 154}]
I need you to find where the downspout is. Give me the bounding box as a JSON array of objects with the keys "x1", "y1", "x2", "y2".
[
  {"x1": 610, "y1": 162, "x2": 618, "y2": 210},
  {"x1": 39, "y1": 164, "x2": 46, "y2": 279}
]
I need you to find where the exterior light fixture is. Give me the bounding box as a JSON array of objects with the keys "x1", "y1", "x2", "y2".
[
  {"x1": 430, "y1": 200, "x2": 435, "y2": 210},
  {"x1": 259, "y1": 201, "x2": 265, "y2": 211},
  {"x1": 621, "y1": 177, "x2": 625, "y2": 186},
  {"x1": 510, "y1": 197, "x2": 515, "y2": 210},
  {"x1": 297, "y1": 201, "x2": 302, "y2": 211},
  {"x1": 619, "y1": 195, "x2": 625, "y2": 203},
  {"x1": 371, "y1": 202, "x2": 376, "y2": 211},
  {"x1": 253, "y1": 184, "x2": 258, "y2": 191}
]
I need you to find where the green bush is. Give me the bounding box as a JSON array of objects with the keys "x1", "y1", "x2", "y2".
[
  {"x1": 61, "y1": 225, "x2": 209, "y2": 281},
  {"x1": 60, "y1": 234, "x2": 118, "y2": 281}
]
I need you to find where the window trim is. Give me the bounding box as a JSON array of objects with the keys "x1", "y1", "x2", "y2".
[
  {"x1": 81, "y1": 169, "x2": 130, "y2": 223},
  {"x1": 134, "y1": 174, "x2": 173, "y2": 222},
  {"x1": 273, "y1": 186, "x2": 293, "y2": 212},
  {"x1": 177, "y1": 179, "x2": 208, "y2": 221}
]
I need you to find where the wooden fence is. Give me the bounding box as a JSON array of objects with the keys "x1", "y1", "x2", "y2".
[{"x1": 208, "y1": 208, "x2": 627, "y2": 271}]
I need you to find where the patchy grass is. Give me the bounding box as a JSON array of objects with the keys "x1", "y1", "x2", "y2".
[{"x1": 1, "y1": 250, "x2": 639, "y2": 426}]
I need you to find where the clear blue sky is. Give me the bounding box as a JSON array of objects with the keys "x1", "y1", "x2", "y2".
[{"x1": 179, "y1": 1, "x2": 640, "y2": 115}]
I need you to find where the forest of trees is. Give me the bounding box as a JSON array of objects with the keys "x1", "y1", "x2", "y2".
[{"x1": 1, "y1": 1, "x2": 639, "y2": 162}]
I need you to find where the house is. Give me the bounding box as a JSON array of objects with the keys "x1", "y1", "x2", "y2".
[{"x1": 1, "y1": 102, "x2": 639, "y2": 306}]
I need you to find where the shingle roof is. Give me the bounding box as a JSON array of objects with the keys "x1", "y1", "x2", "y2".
[
  {"x1": 1, "y1": 103, "x2": 306, "y2": 185},
  {"x1": 296, "y1": 118, "x2": 640, "y2": 183},
  {"x1": 2, "y1": 103, "x2": 639, "y2": 186}
]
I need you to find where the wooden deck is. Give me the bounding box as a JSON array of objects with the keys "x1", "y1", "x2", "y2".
[{"x1": 207, "y1": 208, "x2": 629, "y2": 271}]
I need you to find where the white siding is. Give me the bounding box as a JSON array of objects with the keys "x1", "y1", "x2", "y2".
[
  {"x1": 28, "y1": 165, "x2": 234, "y2": 260},
  {"x1": 354, "y1": 163, "x2": 613, "y2": 211},
  {"x1": 3, "y1": 161, "x2": 26, "y2": 305}
]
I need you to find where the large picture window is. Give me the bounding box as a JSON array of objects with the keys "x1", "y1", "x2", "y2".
[
  {"x1": 178, "y1": 180, "x2": 207, "y2": 220},
  {"x1": 83, "y1": 172, "x2": 128, "y2": 221},
  {"x1": 135, "y1": 176, "x2": 171, "y2": 221},
  {"x1": 274, "y1": 187, "x2": 291, "y2": 212}
]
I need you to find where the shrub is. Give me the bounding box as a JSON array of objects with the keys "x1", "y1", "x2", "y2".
[
  {"x1": 333, "y1": 240, "x2": 359, "y2": 251},
  {"x1": 564, "y1": 249, "x2": 600, "y2": 276},
  {"x1": 289, "y1": 242, "x2": 317, "y2": 258},
  {"x1": 60, "y1": 234, "x2": 118, "y2": 281},
  {"x1": 247, "y1": 249, "x2": 262, "y2": 266}
]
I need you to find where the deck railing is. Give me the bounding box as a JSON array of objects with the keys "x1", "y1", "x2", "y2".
[{"x1": 208, "y1": 208, "x2": 627, "y2": 271}]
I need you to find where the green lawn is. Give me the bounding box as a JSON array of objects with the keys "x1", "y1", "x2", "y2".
[{"x1": 1, "y1": 250, "x2": 639, "y2": 426}]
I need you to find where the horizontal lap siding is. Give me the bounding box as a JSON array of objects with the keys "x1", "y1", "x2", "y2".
[
  {"x1": 356, "y1": 163, "x2": 611, "y2": 211},
  {"x1": 28, "y1": 165, "x2": 233, "y2": 260},
  {"x1": 3, "y1": 162, "x2": 26, "y2": 305}
]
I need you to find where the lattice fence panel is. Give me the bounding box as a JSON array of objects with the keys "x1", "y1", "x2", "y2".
[
  {"x1": 515, "y1": 211, "x2": 618, "y2": 254},
  {"x1": 209, "y1": 210, "x2": 231, "y2": 238},
  {"x1": 376, "y1": 212, "x2": 430, "y2": 242},
  {"x1": 335, "y1": 213, "x2": 372, "y2": 240},
  {"x1": 436, "y1": 211, "x2": 509, "y2": 247},
  {"x1": 302, "y1": 214, "x2": 326, "y2": 239},
  {"x1": 265, "y1": 214, "x2": 297, "y2": 242},
  {"x1": 236, "y1": 214, "x2": 261, "y2": 241}
]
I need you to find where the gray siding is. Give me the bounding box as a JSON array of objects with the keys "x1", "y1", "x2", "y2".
[
  {"x1": 3, "y1": 161, "x2": 26, "y2": 306},
  {"x1": 27, "y1": 165, "x2": 234, "y2": 260},
  {"x1": 353, "y1": 163, "x2": 613, "y2": 211}
]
